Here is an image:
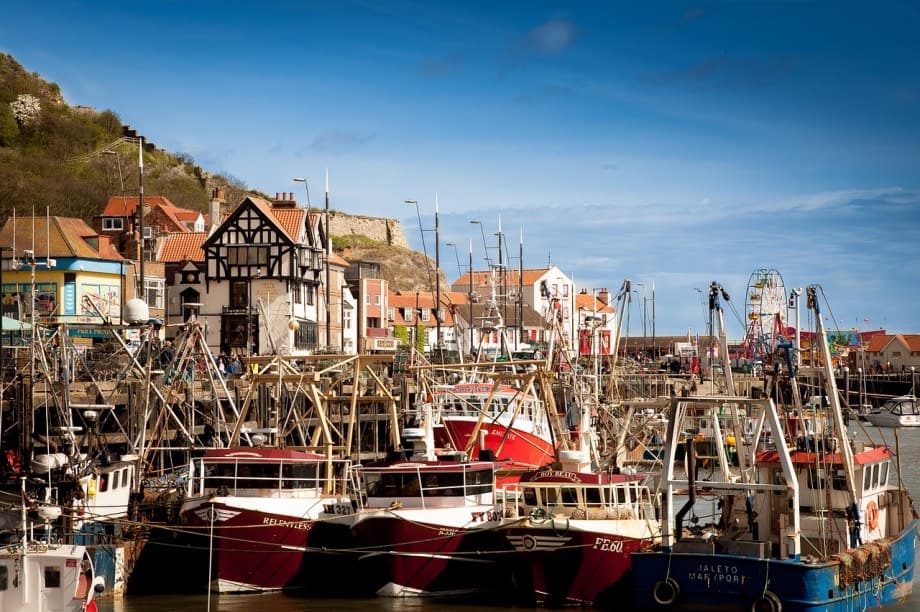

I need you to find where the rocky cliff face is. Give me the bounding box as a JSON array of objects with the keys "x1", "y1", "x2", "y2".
[
  {"x1": 330, "y1": 212, "x2": 449, "y2": 293},
  {"x1": 328, "y1": 211, "x2": 408, "y2": 248}
]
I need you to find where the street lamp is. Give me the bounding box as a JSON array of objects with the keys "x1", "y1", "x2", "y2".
[
  {"x1": 103, "y1": 149, "x2": 128, "y2": 321},
  {"x1": 636, "y1": 282, "x2": 647, "y2": 359},
  {"x1": 444, "y1": 242, "x2": 462, "y2": 277},
  {"x1": 248, "y1": 268, "x2": 263, "y2": 356},
  {"x1": 469, "y1": 220, "x2": 492, "y2": 266},
  {"x1": 341, "y1": 284, "x2": 349, "y2": 353},
  {"x1": 405, "y1": 200, "x2": 433, "y2": 293}
]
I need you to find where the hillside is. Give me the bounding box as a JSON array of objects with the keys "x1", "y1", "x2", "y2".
[
  {"x1": 0, "y1": 53, "x2": 439, "y2": 292},
  {"x1": 0, "y1": 53, "x2": 249, "y2": 223}
]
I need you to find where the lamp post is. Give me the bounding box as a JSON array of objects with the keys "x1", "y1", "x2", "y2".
[
  {"x1": 248, "y1": 268, "x2": 263, "y2": 356},
  {"x1": 0, "y1": 246, "x2": 11, "y2": 387},
  {"x1": 468, "y1": 237, "x2": 474, "y2": 355},
  {"x1": 133, "y1": 136, "x2": 145, "y2": 301},
  {"x1": 405, "y1": 200, "x2": 433, "y2": 294},
  {"x1": 341, "y1": 285, "x2": 349, "y2": 353},
  {"x1": 636, "y1": 282, "x2": 646, "y2": 360},
  {"x1": 469, "y1": 220, "x2": 492, "y2": 266},
  {"x1": 445, "y1": 243, "x2": 462, "y2": 277},
  {"x1": 324, "y1": 171, "x2": 331, "y2": 349},
  {"x1": 103, "y1": 149, "x2": 127, "y2": 321}
]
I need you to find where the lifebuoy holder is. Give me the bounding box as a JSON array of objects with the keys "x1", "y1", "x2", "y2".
[
  {"x1": 866, "y1": 500, "x2": 879, "y2": 530},
  {"x1": 652, "y1": 577, "x2": 680, "y2": 606}
]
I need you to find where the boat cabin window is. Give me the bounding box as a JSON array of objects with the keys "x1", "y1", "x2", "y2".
[
  {"x1": 98, "y1": 475, "x2": 109, "y2": 493},
  {"x1": 0, "y1": 565, "x2": 7, "y2": 590},
  {"x1": 204, "y1": 462, "x2": 283, "y2": 490},
  {"x1": 282, "y1": 463, "x2": 321, "y2": 489},
  {"x1": 808, "y1": 467, "x2": 848, "y2": 491},
  {"x1": 365, "y1": 468, "x2": 491, "y2": 498},
  {"x1": 44, "y1": 566, "x2": 61, "y2": 588},
  {"x1": 585, "y1": 486, "x2": 603, "y2": 507},
  {"x1": 862, "y1": 462, "x2": 889, "y2": 493},
  {"x1": 523, "y1": 487, "x2": 538, "y2": 506}
]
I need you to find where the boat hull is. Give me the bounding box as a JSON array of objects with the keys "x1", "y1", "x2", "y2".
[
  {"x1": 181, "y1": 499, "x2": 355, "y2": 594},
  {"x1": 351, "y1": 508, "x2": 518, "y2": 600},
  {"x1": 631, "y1": 520, "x2": 919, "y2": 611},
  {"x1": 440, "y1": 417, "x2": 555, "y2": 467},
  {"x1": 504, "y1": 523, "x2": 653, "y2": 607}
]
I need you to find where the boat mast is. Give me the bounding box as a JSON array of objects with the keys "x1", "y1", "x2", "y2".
[{"x1": 807, "y1": 285, "x2": 860, "y2": 540}]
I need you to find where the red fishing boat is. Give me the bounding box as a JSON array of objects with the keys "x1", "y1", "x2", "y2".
[{"x1": 179, "y1": 448, "x2": 357, "y2": 593}]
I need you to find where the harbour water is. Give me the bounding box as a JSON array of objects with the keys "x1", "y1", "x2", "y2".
[{"x1": 98, "y1": 423, "x2": 920, "y2": 612}]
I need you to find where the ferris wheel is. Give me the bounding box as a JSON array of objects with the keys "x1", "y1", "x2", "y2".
[{"x1": 743, "y1": 268, "x2": 787, "y2": 362}]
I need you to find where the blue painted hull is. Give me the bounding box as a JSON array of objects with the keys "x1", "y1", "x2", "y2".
[{"x1": 631, "y1": 519, "x2": 919, "y2": 611}]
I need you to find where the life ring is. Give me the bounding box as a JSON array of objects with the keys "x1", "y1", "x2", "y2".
[
  {"x1": 866, "y1": 500, "x2": 879, "y2": 530},
  {"x1": 652, "y1": 577, "x2": 679, "y2": 606},
  {"x1": 751, "y1": 589, "x2": 782, "y2": 612}
]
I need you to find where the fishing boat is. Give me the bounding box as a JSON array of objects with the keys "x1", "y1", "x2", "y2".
[
  {"x1": 631, "y1": 285, "x2": 920, "y2": 611},
  {"x1": 499, "y1": 449, "x2": 661, "y2": 607},
  {"x1": 349, "y1": 421, "x2": 519, "y2": 599},
  {"x1": 863, "y1": 394, "x2": 920, "y2": 428},
  {"x1": 0, "y1": 481, "x2": 105, "y2": 612},
  {"x1": 178, "y1": 447, "x2": 358, "y2": 593},
  {"x1": 432, "y1": 380, "x2": 555, "y2": 468}
]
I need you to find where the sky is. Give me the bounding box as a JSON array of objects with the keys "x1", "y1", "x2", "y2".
[{"x1": 3, "y1": 1, "x2": 919, "y2": 339}]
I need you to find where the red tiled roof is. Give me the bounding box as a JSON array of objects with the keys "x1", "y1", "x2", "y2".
[
  {"x1": 158, "y1": 232, "x2": 208, "y2": 263},
  {"x1": 453, "y1": 268, "x2": 551, "y2": 287},
  {"x1": 101, "y1": 195, "x2": 175, "y2": 217},
  {"x1": 0, "y1": 216, "x2": 124, "y2": 261},
  {"x1": 387, "y1": 290, "x2": 454, "y2": 326}
]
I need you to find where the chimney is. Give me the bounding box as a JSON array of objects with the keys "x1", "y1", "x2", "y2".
[
  {"x1": 209, "y1": 188, "x2": 225, "y2": 236},
  {"x1": 598, "y1": 288, "x2": 610, "y2": 306},
  {"x1": 272, "y1": 190, "x2": 296, "y2": 208}
]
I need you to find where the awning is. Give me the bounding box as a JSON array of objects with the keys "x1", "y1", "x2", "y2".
[{"x1": 1, "y1": 316, "x2": 32, "y2": 331}]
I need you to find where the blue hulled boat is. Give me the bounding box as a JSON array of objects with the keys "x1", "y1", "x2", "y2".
[{"x1": 631, "y1": 284, "x2": 919, "y2": 611}]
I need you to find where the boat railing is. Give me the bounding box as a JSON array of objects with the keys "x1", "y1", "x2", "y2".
[
  {"x1": 500, "y1": 480, "x2": 655, "y2": 521},
  {"x1": 362, "y1": 465, "x2": 494, "y2": 508},
  {"x1": 188, "y1": 457, "x2": 353, "y2": 498}
]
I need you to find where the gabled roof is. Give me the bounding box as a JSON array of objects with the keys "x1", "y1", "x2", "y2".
[
  {"x1": 102, "y1": 195, "x2": 203, "y2": 233},
  {"x1": 158, "y1": 232, "x2": 208, "y2": 263},
  {"x1": 245, "y1": 197, "x2": 305, "y2": 243},
  {"x1": 387, "y1": 290, "x2": 455, "y2": 326},
  {"x1": 452, "y1": 267, "x2": 557, "y2": 288},
  {"x1": 0, "y1": 216, "x2": 123, "y2": 261},
  {"x1": 867, "y1": 333, "x2": 920, "y2": 353}
]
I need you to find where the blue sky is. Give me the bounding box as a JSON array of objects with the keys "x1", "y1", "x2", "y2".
[{"x1": 3, "y1": 1, "x2": 919, "y2": 338}]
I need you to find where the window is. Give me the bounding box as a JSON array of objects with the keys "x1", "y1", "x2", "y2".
[
  {"x1": 44, "y1": 566, "x2": 61, "y2": 588},
  {"x1": 144, "y1": 278, "x2": 165, "y2": 309},
  {"x1": 404, "y1": 308, "x2": 414, "y2": 322},
  {"x1": 142, "y1": 226, "x2": 153, "y2": 240},
  {"x1": 102, "y1": 218, "x2": 124, "y2": 231},
  {"x1": 420, "y1": 308, "x2": 430, "y2": 322},
  {"x1": 374, "y1": 294, "x2": 380, "y2": 306},
  {"x1": 387, "y1": 307, "x2": 395, "y2": 321},
  {"x1": 295, "y1": 320, "x2": 318, "y2": 350},
  {"x1": 365, "y1": 293, "x2": 370, "y2": 305},
  {"x1": 230, "y1": 281, "x2": 248, "y2": 309}
]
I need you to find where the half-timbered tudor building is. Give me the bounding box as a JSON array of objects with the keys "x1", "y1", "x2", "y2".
[{"x1": 199, "y1": 192, "x2": 325, "y2": 356}]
